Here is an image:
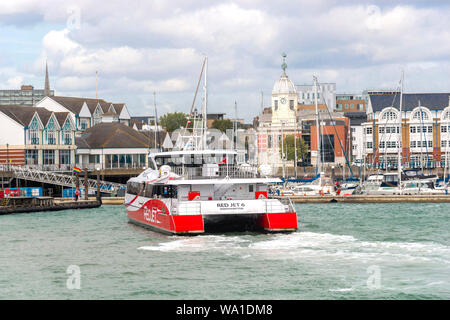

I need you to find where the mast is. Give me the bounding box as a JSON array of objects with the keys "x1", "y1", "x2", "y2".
[
  {"x1": 234, "y1": 101, "x2": 238, "y2": 151},
  {"x1": 397, "y1": 70, "x2": 404, "y2": 191},
  {"x1": 202, "y1": 56, "x2": 208, "y2": 150},
  {"x1": 313, "y1": 76, "x2": 321, "y2": 177},
  {"x1": 153, "y1": 91, "x2": 158, "y2": 150}
]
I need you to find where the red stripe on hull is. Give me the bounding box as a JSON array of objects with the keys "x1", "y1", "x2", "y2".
[
  {"x1": 127, "y1": 199, "x2": 204, "y2": 234},
  {"x1": 259, "y1": 212, "x2": 298, "y2": 232}
]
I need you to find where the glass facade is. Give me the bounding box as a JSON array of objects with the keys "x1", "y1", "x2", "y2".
[{"x1": 0, "y1": 88, "x2": 54, "y2": 106}]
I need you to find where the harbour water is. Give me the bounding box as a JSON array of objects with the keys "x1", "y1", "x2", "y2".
[{"x1": 0, "y1": 203, "x2": 449, "y2": 299}]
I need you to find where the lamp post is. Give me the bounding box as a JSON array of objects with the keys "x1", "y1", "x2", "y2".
[{"x1": 96, "y1": 166, "x2": 101, "y2": 204}]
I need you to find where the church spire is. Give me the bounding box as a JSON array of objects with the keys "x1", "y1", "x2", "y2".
[{"x1": 44, "y1": 60, "x2": 50, "y2": 97}]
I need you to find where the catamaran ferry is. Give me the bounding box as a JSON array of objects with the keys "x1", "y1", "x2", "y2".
[{"x1": 125, "y1": 150, "x2": 298, "y2": 234}]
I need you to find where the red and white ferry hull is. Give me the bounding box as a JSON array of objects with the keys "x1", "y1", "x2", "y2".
[{"x1": 126, "y1": 198, "x2": 297, "y2": 235}]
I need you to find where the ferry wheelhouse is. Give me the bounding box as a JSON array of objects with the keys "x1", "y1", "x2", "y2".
[{"x1": 125, "y1": 150, "x2": 298, "y2": 234}]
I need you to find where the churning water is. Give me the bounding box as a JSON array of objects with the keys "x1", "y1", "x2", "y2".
[{"x1": 0, "y1": 203, "x2": 449, "y2": 299}]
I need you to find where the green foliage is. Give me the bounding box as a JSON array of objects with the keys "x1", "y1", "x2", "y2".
[
  {"x1": 279, "y1": 135, "x2": 309, "y2": 162},
  {"x1": 211, "y1": 119, "x2": 234, "y2": 132},
  {"x1": 159, "y1": 112, "x2": 188, "y2": 133}
]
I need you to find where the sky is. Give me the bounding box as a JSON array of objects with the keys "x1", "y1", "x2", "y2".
[{"x1": 1, "y1": 0, "x2": 450, "y2": 121}]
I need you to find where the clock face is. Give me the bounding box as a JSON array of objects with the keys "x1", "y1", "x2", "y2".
[{"x1": 280, "y1": 97, "x2": 286, "y2": 104}]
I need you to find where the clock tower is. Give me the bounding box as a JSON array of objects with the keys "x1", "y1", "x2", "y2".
[{"x1": 271, "y1": 53, "x2": 297, "y2": 126}]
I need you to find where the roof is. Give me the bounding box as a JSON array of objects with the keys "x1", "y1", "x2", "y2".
[
  {"x1": 273, "y1": 72, "x2": 296, "y2": 94},
  {"x1": 0, "y1": 105, "x2": 69, "y2": 127},
  {"x1": 51, "y1": 96, "x2": 126, "y2": 115},
  {"x1": 369, "y1": 93, "x2": 450, "y2": 112},
  {"x1": 76, "y1": 122, "x2": 151, "y2": 149}
]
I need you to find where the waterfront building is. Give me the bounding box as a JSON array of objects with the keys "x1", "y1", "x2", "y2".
[
  {"x1": 0, "y1": 63, "x2": 54, "y2": 106},
  {"x1": 297, "y1": 82, "x2": 336, "y2": 112},
  {"x1": 0, "y1": 105, "x2": 76, "y2": 169},
  {"x1": 35, "y1": 96, "x2": 131, "y2": 132},
  {"x1": 75, "y1": 122, "x2": 150, "y2": 170},
  {"x1": 336, "y1": 93, "x2": 366, "y2": 112},
  {"x1": 362, "y1": 92, "x2": 450, "y2": 168},
  {"x1": 344, "y1": 112, "x2": 367, "y2": 162}
]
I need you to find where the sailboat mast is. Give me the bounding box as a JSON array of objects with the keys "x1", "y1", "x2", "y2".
[
  {"x1": 202, "y1": 56, "x2": 208, "y2": 150},
  {"x1": 398, "y1": 71, "x2": 404, "y2": 190},
  {"x1": 313, "y1": 76, "x2": 321, "y2": 175}
]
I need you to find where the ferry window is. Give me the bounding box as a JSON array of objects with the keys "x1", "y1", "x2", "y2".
[
  {"x1": 126, "y1": 182, "x2": 143, "y2": 195},
  {"x1": 144, "y1": 184, "x2": 153, "y2": 198},
  {"x1": 151, "y1": 185, "x2": 177, "y2": 198},
  {"x1": 148, "y1": 159, "x2": 156, "y2": 170}
]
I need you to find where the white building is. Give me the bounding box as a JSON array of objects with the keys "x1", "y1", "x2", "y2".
[
  {"x1": 0, "y1": 105, "x2": 76, "y2": 169},
  {"x1": 35, "y1": 96, "x2": 131, "y2": 132},
  {"x1": 362, "y1": 93, "x2": 450, "y2": 168}
]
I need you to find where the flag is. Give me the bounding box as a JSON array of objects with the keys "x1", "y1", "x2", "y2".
[
  {"x1": 73, "y1": 166, "x2": 82, "y2": 174},
  {"x1": 218, "y1": 157, "x2": 227, "y2": 165}
]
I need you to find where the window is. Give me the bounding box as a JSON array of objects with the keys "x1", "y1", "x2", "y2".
[
  {"x1": 249, "y1": 185, "x2": 254, "y2": 192},
  {"x1": 345, "y1": 104, "x2": 348, "y2": 109},
  {"x1": 126, "y1": 181, "x2": 143, "y2": 196},
  {"x1": 428, "y1": 126, "x2": 433, "y2": 133},
  {"x1": 410, "y1": 126, "x2": 416, "y2": 133},
  {"x1": 366, "y1": 127, "x2": 372, "y2": 135},
  {"x1": 412, "y1": 110, "x2": 429, "y2": 120},
  {"x1": 428, "y1": 140, "x2": 432, "y2": 147},
  {"x1": 25, "y1": 150, "x2": 38, "y2": 165},
  {"x1": 379, "y1": 127, "x2": 385, "y2": 134},
  {"x1": 442, "y1": 126, "x2": 448, "y2": 133},
  {"x1": 43, "y1": 150, "x2": 55, "y2": 165},
  {"x1": 274, "y1": 100, "x2": 278, "y2": 110},
  {"x1": 367, "y1": 142, "x2": 373, "y2": 149},
  {"x1": 80, "y1": 118, "x2": 89, "y2": 130},
  {"x1": 411, "y1": 141, "x2": 416, "y2": 148},
  {"x1": 59, "y1": 150, "x2": 71, "y2": 164},
  {"x1": 381, "y1": 111, "x2": 397, "y2": 121},
  {"x1": 442, "y1": 141, "x2": 447, "y2": 148},
  {"x1": 379, "y1": 141, "x2": 385, "y2": 148}
]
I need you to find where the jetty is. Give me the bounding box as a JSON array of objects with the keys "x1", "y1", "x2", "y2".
[
  {"x1": 278, "y1": 195, "x2": 450, "y2": 203},
  {"x1": 0, "y1": 196, "x2": 101, "y2": 215}
]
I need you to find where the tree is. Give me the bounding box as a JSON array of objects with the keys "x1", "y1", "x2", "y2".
[
  {"x1": 159, "y1": 112, "x2": 188, "y2": 133},
  {"x1": 211, "y1": 119, "x2": 234, "y2": 132},
  {"x1": 279, "y1": 135, "x2": 309, "y2": 163}
]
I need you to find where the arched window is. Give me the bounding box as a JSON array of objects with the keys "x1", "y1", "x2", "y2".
[
  {"x1": 442, "y1": 110, "x2": 450, "y2": 121},
  {"x1": 412, "y1": 109, "x2": 429, "y2": 121},
  {"x1": 381, "y1": 110, "x2": 397, "y2": 121}
]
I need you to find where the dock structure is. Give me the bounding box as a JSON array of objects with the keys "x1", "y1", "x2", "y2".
[
  {"x1": 0, "y1": 196, "x2": 101, "y2": 215},
  {"x1": 278, "y1": 195, "x2": 450, "y2": 203},
  {"x1": 2, "y1": 165, "x2": 125, "y2": 195}
]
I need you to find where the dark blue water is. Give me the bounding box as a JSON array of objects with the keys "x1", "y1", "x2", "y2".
[{"x1": 0, "y1": 203, "x2": 449, "y2": 299}]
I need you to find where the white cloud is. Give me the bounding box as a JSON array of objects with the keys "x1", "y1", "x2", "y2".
[{"x1": 2, "y1": 1, "x2": 450, "y2": 120}]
